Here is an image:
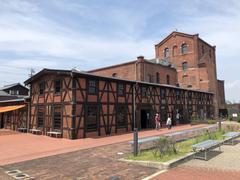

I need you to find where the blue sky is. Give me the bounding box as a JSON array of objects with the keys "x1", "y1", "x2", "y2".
[{"x1": 0, "y1": 0, "x2": 239, "y2": 102}]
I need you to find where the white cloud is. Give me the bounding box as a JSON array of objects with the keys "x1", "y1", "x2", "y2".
[
  {"x1": 0, "y1": 0, "x2": 239, "y2": 102},
  {"x1": 225, "y1": 80, "x2": 240, "y2": 102}
]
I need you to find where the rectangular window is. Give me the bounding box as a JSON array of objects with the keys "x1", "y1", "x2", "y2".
[
  {"x1": 161, "y1": 89, "x2": 166, "y2": 98},
  {"x1": 148, "y1": 74, "x2": 152, "y2": 83},
  {"x1": 6, "y1": 112, "x2": 11, "y2": 124},
  {"x1": 190, "y1": 76, "x2": 196, "y2": 84},
  {"x1": 166, "y1": 75, "x2": 170, "y2": 85},
  {"x1": 37, "y1": 106, "x2": 44, "y2": 128},
  {"x1": 176, "y1": 90, "x2": 180, "y2": 100},
  {"x1": 156, "y1": 73, "x2": 160, "y2": 83},
  {"x1": 188, "y1": 92, "x2": 192, "y2": 100},
  {"x1": 53, "y1": 106, "x2": 61, "y2": 130},
  {"x1": 54, "y1": 79, "x2": 61, "y2": 94},
  {"x1": 117, "y1": 83, "x2": 125, "y2": 96},
  {"x1": 117, "y1": 105, "x2": 127, "y2": 128},
  {"x1": 182, "y1": 62, "x2": 188, "y2": 71},
  {"x1": 9, "y1": 90, "x2": 19, "y2": 95},
  {"x1": 39, "y1": 82, "x2": 45, "y2": 95},
  {"x1": 88, "y1": 80, "x2": 97, "y2": 95},
  {"x1": 141, "y1": 86, "x2": 147, "y2": 97},
  {"x1": 86, "y1": 105, "x2": 98, "y2": 132}
]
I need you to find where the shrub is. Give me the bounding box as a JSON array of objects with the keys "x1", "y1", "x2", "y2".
[
  {"x1": 153, "y1": 137, "x2": 177, "y2": 158},
  {"x1": 207, "y1": 119, "x2": 216, "y2": 124},
  {"x1": 237, "y1": 115, "x2": 240, "y2": 123}
]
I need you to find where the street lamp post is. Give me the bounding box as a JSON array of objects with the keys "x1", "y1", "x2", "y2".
[{"x1": 133, "y1": 82, "x2": 138, "y2": 156}]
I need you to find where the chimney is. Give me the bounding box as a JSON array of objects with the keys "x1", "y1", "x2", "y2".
[{"x1": 137, "y1": 56, "x2": 144, "y2": 62}]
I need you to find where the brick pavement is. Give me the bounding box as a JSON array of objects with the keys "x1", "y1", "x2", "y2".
[
  {"x1": 1, "y1": 142, "x2": 158, "y2": 180},
  {"x1": 0, "y1": 124, "x2": 206, "y2": 165},
  {"x1": 152, "y1": 166, "x2": 240, "y2": 180},
  {"x1": 1, "y1": 124, "x2": 240, "y2": 179}
]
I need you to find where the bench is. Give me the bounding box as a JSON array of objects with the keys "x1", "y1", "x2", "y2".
[
  {"x1": 129, "y1": 136, "x2": 160, "y2": 153},
  {"x1": 223, "y1": 132, "x2": 240, "y2": 145},
  {"x1": 17, "y1": 127, "x2": 27, "y2": 133},
  {"x1": 192, "y1": 140, "x2": 222, "y2": 160},
  {"x1": 29, "y1": 128, "x2": 42, "y2": 135},
  {"x1": 164, "y1": 127, "x2": 205, "y2": 141},
  {"x1": 47, "y1": 131, "x2": 62, "y2": 138}
]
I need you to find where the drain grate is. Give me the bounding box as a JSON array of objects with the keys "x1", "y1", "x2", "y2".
[
  {"x1": 110, "y1": 177, "x2": 120, "y2": 180},
  {"x1": 5, "y1": 169, "x2": 34, "y2": 179}
]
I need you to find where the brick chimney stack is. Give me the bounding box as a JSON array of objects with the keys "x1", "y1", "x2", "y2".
[{"x1": 137, "y1": 56, "x2": 144, "y2": 62}]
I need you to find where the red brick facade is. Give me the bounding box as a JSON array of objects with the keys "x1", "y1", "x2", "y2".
[
  {"x1": 89, "y1": 31, "x2": 225, "y2": 117},
  {"x1": 217, "y1": 80, "x2": 226, "y2": 108},
  {"x1": 89, "y1": 56, "x2": 177, "y2": 86},
  {"x1": 24, "y1": 69, "x2": 214, "y2": 139},
  {"x1": 155, "y1": 32, "x2": 223, "y2": 117}
]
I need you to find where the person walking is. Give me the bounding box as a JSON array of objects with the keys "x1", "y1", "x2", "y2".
[
  {"x1": 166, "y1": 116, "x2": 172, "y2": 129},
  {"x1": 155, "y1": 113, "x2": 160, "y2": 130},
  {"x1": 176, "y1": 112, "x2": 180, "y2": 124}
]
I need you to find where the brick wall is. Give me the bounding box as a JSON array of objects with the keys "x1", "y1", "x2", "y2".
[
  {"x1": 89, "y1": 56, "x2": 177, "y2": 86},
  {"x1": 155, "y1": 32, "x2": 223, "y2": 116}
]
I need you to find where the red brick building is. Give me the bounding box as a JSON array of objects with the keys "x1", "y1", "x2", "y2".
[
  {"x1": 24, "y1": 69, "x2": 213, "y2": 139},
  {"x1": 90, "y1": 31, "x2": 226, "y2": 117},
  {"x1": 0, "y1": 31, "x2": 225, "y2": 139},
  {"x1": 89, "y1": 56, "x2": 177, "y2": 86},
  {"x1": 154, "y1": 31, "x2": 226, "y2": 116}
]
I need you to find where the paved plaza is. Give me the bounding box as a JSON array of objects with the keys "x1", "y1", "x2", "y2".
[
  {"x1": 0, "y1": 124, "x2": 205, "y2": 165},
  {"x1": 1, "y1": 124, "x2": 240, "y2": 179},
  {"x1": 154, "y1": 139, "x2": 240, "y2": 180}
]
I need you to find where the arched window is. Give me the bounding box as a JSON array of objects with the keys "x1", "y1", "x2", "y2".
[
  {"x1": 181, "y1": 43, "x2": 188, "y2": 54},
  {"x1": 182, "y1": 62, "x2": 188, "y2": 71},
  {"x1": 166, "y1": 75, "x2": 170, "y2": 85},
  {"x1": 156, "y1": 72, "x2": 160, "y2": 83},
  {"x1": 164, "y1": 48, "x2": 170, "y2": 58},
  {"x1": 173, "y1": 46, "x2": 178, "y2": 56}
]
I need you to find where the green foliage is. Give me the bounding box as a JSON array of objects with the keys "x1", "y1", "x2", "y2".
[
  {"x1": 226, "y1": 124, "x2": 234, "y2": 131},
  {"x1": 207, "y1": 119, "x2": 216, "y2": 124},
  {"x1": 125, "y1": 129, "x2": 227, "y2": 162},
  {"x1": 152, "y1": 137, "x2": 177, "y2": 158},
  {"x1": 237, "y1": 115, "x2": 240, "y2": 123}
]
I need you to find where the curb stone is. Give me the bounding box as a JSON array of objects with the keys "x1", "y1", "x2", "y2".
[{"x1": 119, "y1": 152, "x2": 195, "y2": 170}]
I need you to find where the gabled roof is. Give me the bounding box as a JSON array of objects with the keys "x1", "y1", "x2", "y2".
[
  {"x1": 87, "y1": 60, "x2": 137, "y2": 73},
  {"x1": 155, "y1": 31, "x2": 215, "y2": 48},
  {"x1": 0, "y1": 83, "x2": 29, "y2": 90},
  {"x1": 155, "y1": 31, "x2": 198, "y2": 47},
  {"x1": 88, "y1": 57, "x2": 175, "y2": 73},
  {"x1": 0, "y1": 90, "x2": 9, "y2": 96},
  {"x1": 24, "y1": 68, "x2": 213, "y2": 94},
  {"x1": 24, "y1": 68, "x2": 73, "y2": 84}
]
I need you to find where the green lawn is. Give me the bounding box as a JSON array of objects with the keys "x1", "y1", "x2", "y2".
[{"x1": 125, "y1": 129, "x2": 226, "y2": 162}]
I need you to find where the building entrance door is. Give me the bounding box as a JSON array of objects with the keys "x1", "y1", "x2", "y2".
[
  {"x1": 0, "y1": 113, "x2": 4, "y2": 129},
  {"x1": 140, "y1": 109, "x2": 151, "y2": 129}
]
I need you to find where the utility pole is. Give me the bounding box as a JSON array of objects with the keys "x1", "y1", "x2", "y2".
[{"x1": 29, "y1": 68, "x2": 35, "y2": 78}]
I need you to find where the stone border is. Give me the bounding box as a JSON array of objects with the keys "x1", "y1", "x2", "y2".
[
  {"x1": 119, "y1": 152, "x2": 195, "y2": 170},
  {"x1": 120, "y1": 138, "x2": 236, "y2": 170}
]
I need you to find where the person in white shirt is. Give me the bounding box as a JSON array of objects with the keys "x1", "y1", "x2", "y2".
[
  {"x1": 166, "y1": 116, "x2": 172, "y2": 129},
  {"x1": 176, "y1": 112, "x2": 180, "y2": 124}
]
